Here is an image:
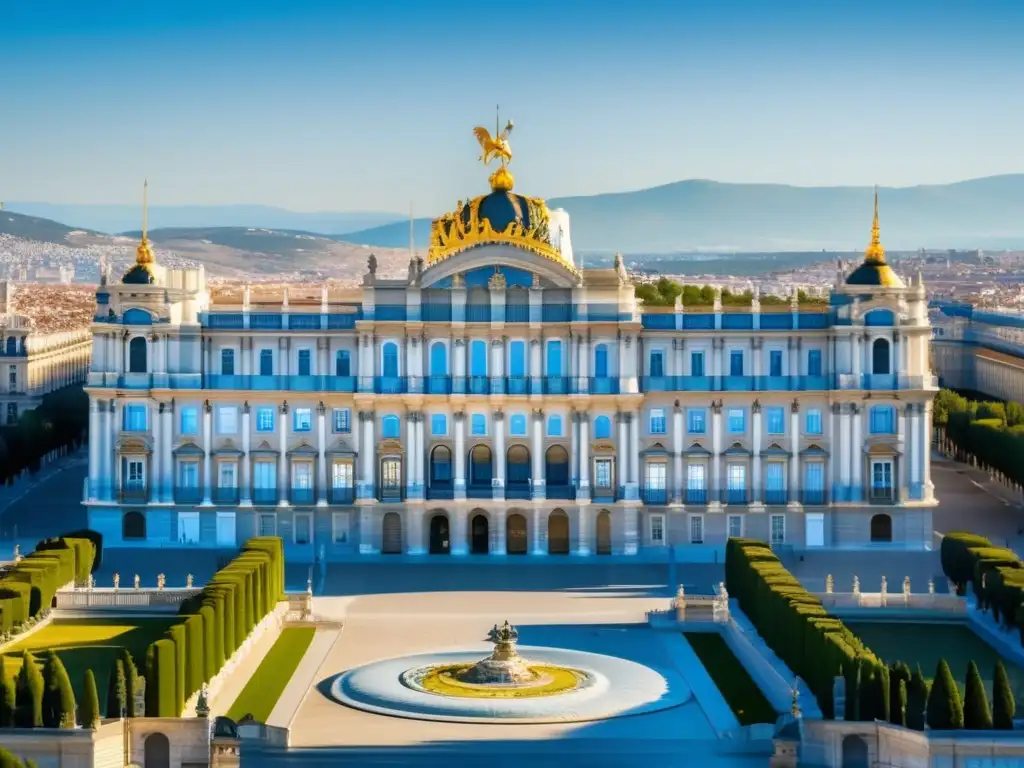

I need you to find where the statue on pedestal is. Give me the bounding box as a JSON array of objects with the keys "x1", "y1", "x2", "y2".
[
  {"x1": 134, "y1": 574, "x2": 140, "y2": 590},
  {"x1": 852, "y1": 576, "x2": 860, "y2": 596},
  {"x1": 187, "y1": 574, "x2": 194, "y2": 589},
  {"x1": 113, "y1": 573, "x2": 120, "y2": 591},
  {"x1": 825, "y1": 574, "x2": 834, "y2": 594}
]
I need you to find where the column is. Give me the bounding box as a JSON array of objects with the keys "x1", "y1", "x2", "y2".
[
  {"x1": 103, "y1": 400, "x2": 114, "y2": 500},
  {"x1": 316, "y1": 403, "x2": 327, "y2": 506},
  {"x1": 617, "y1": 412, "x2": 628, "y2": 498},
  {"x1": 151, "y1": 402, "x2": 161, "y2": 503},
  {"x1": 751, "y1": 402, "x2": 762, "y2": 505},
  {"x1": 623, "y1": 507, "x2": 638, "y2": 555},
  {"x1": 416, "y1": 413, "x2": 426, "y2": 490},
  {"x1": 630, "y1": 408, "x2": 641, "y2": 488},
  {"x1": 578, "y1": 412, "x2": 590, "y2": 498},
  {"x1": 452, "y1": 508, "x2": 468, "y2": 556},
  {"x1": 163, "y1": 402, "x2": 173, "y2": 503},
  {"x1": 829, "y1": 403, "x2": 839, "y2": 500},
  {"x1": 531, "y1": 507, "x2": 545, "y2": 555},
  {"x1": 851, "y1": 333, "x2": 861, "y2": 381},
  {"x1": 570, "y1": 411, "x2": 579, "y2": 486},
  {"x1": 578, "y1": 334, "x2": 590, "y2": 393},
  {"x1": 240, "y1": 338, "x2": 250, "y2": 377},
  {"x1": 317, "y1": 338, "x2": 328, "y2": 379},
  {"x1": 711, "y1": 403, "x2": 722, "y2": 506},
  {"x1": 909, "y1": 403, "x2": 921, "y2": 499},
  {"x1": 454, "y1": 338, "x2": 467, "y2": 391},
  {"x1": 575, "y1": 506, "x2": 591, "y2": 556},
  {"x1": 922, "y1": 401, "x2": 934, "y2": 501},
  {"x1": 751, "y1": 338, "x2": 762, "y2": 381},
  {"x1": 88, "y1": 399, "x2": 100, "y2": 500},
  {"x1": 161, "y1": 333, "x2": 170, "y2": 376},
  {"x1": 278, "y1": 402, "x2": 289, "y2": 505},
  {"x1": 493, "y1": 508, "x2": 507, "y2": 556},
  {"x1": 532, "y1": 409, "x2": 545, "y2": 499},
  {"x1": 454, "y1": 411, "x2": 466, "y2": 498},
  {"x1": 672, "y1": 404, "x2": 684, "y2": 504},
  {"x1": 201, "y1": 402, "x2": 213, "y2": 505},
  {"x1": 892, "y1": 330, "x2": 901, "y2": 378},
  {"x1": 529, "y1": 339, "x2": 542, "y2": 393},
  {"x1": 789, "y1": 401, "x2": 801, "y2": 506},
  {"x1": 839, "y1": 405, "x2": 852, "y2": 502},
  {"x1": 851, "y1": 404, "x2": 863, "y2": 501},
  {"x1": 241, "y1": 404, "x2": 252, "y2": 505},
  {"x1": 108, "y1": 333, "x2": 119, "y2": 375},
  {"x1": 363, "y1": 410, "x2": 376, "y2": 498},
  {"x1": 490, "y1": 339, "x2": 503, "y2": 392},
  {"x1": 494, "y1": 410, "x2": 506, "y2": 499}
]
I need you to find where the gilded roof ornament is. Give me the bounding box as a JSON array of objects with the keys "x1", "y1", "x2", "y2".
[
  {"x1": 864, "y1": 186, "x2": 886, "y2": 264},
  {"x1": 473, "y1": 106, "x2": 515, "y2": 192},
  {"x1": 136, "y1": 179, "x2": 155, "y2": 266}
]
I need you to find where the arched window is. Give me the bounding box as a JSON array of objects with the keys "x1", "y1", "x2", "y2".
[
  {"x1": 335, "y1": 350, "x2": 351, "y2": 377},
  {"x1": 594, "y1": 344, "x2": 609, "y2": 378},
  {"x1": 594, "y1": 415, "x2": 612, "y2": 440},
  {"x1": 470, "y1": 340, "x2": 487, "y2": 377},
  {"x1": 122, "y1": 511, "x2": 146, "y2": 540},
  {"x1": 469, "y1": 445, "x2": 493, "y2": 487},
  {"x1": 872, "y1": 338, "x2": 891, "y2": 375},
  {"x1": 430, "y1": 342, "x2": 448, "y2": 376},
  {"x1": 5, "y1": 338, "x2": 16, "y2": 356},
  {"x1": 547, "y1": 415, "x2": 563, "y2": 437},
  {"x1": 382, "y1": 342, "x2": 399, "y2": 377},
  {"x1": 381, "y1": 415, "x2": 400, "y2": 439},
  {"x1": 144, "y1": 733, "x2": 170, "y2": 768},
  {"x1": 507, "y1": 445, "x2": 531, "y2": 485},
  {"x1": 128, "y1": 337, "x2": 147, "y2": 373},
  {"x1": 430, "y1": 445, "x2": 452, "y2": 485},
  {"x1": 545, "y1": 445, "x2": 569, "y2": 487}
]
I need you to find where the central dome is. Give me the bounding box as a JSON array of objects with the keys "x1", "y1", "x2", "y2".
[{"x1": 460, "y1": 190, "x2": 547, "y2": 243}]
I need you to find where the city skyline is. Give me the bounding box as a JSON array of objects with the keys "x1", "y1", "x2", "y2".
[{"x1": 3, "y1": 0, "x2": 1024, "y2": 213}]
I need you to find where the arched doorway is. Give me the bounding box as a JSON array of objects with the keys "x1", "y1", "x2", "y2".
[
  {"x1": 128, "y1": 337, "x2": 148, "y2": 374},
  {"x1": 382, "y1": 512, "x2": 403, "y2": 554},
  {"x1": 470, "y1": 512, "x2": 489, "y2": 555},
  {"x1": 506, "y1": 445, "x2": 531, "y2": 497},
  {"x1": 841, "y1": 735, "x2": 869, "y2": 768},
  {"x1": 596, "y1": 510, "x2": 612, "y2": 555},
  {"x1": 429, "y1": 445, "x2": 452, "y2": 492},
  {"x1": 123, "y1": 511, "x2": 146, "y2": 541},
  {"x1": 429, "y1": 514, "x2": 450, "y2": 555},
  {"x1": 468, "y1": 445, "x2": 493, "y2": 493},
  {"x1": 144, "y1": 732, "x2": 170, "y2": 768},
  {"x1": 872, "y1": 338, "x2": 891, "y2": 375},
  {"x1": 545, "y1": 445, "x2": 570, "y2": 495},
  {"x1": 870, "y1": 513, "x2": 892, "y2": 543},
  {"x1": 548, "y1": 510, "x2": 570, "y2": 555},
  {"x1": 507, "y1": 513, "x2": 528, "y2": 555}
]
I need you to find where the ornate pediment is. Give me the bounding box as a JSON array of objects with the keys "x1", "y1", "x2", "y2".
[{"x1": 377, "y1": 438, "x2": 404, "y2": 455}]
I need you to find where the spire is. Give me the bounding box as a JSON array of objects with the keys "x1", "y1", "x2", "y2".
[
  {"x1": 135, "y1": 179, "x2": 155, "y2": 266},
  {"x1": 864, "y1": 186, "x2": 886, "y2": 264}
]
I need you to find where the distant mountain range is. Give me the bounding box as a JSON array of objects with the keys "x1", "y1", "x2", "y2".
[{"x1": 5, "y1": 174, "x2": 1024, "y2": 255}]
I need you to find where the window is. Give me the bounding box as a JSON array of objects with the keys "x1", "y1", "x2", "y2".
[
  {"x1": 178, "y1": 461, "x2": 199, "y2": 488},
  {"x1": 509, "y1": 413, "x2": 527, "y2": 436},
  {"x1": 470, "y1": 340, "x2": 488, "y2": 377},
  {"x1": 332, "y1": 511, "x2": 350, "y2": 544},
  {"x1": 8, "y1": 366, "x2": 16, "y2": 389},
  {"x1": 595, "y1": 458, "x2": 612, "y2": 488},
  {"x1": 332, "y1": 462, "x2": 353, "y2": 488},
  {"x1": 180, "y1": 406, "x2": 198, "y2": 435},
  {"x1": 870, "y1": 406, "x2": 896, "y2": 434},
  {"x1": 594, "y1": 344, "x2": 609, "y2": 378},
  {"x1": 431, "y1": 414, "x2": 447, "y2": 436},
  {"x1": 649, "y1": 350, "x2": 664, "y2": 378},
  {"x1": 256, "y1": 407, "x2": 275, "y2": 432},
  {"x1": 594, "y1": 415, "x2": 612, "y2": 440},
  {"x1": 688, "y1": 409, "x2": 706, "y2": 434},
  {"x1": 297, "y1": 349, "x2": 312, "y2": 376},
  {"x1": 293, "y1": 407, "x2": 312, "y2": 432},
  {"x1": 766, "y1": 407, "x2": 785, "y2": 435},
  {"x1": 728, "y1": 514, "x2": 743, "y2": 538},
  {"x1": 727, "y1": 464, "x2": 746, "y2": 502},
  {"x1": 471, "y1": 413, "x2": 486, "y2": 436},
  {"x1": 769, "y1": 350, "x2": 783, "y2": 377},
  {"x1": 770, "y1": 514, "x2": 786, "y2": 545},
  {"x1": 295, "y1": 513, "x2": 311, "y2": 545},
  {"x1": 805, "y1": 408, "x2": 823, "y2": 435},
  {"x1": 546, "y1": 340, "x2": 562, "y2": 376},
  {"x1": 645, "y1": 462, "x2": 667, "y2": 489},
  {"x1": 381, "y1": 457, "x2": 402, "y2": 490},
  {"x1": 124, "y1": 459, "x2": 145, "y2": 488},
  {"x1": 872, "y1": 338, "x2": 891, "y2": 375},
  {"x1": 807, "y1": 349, "x2": 822, "y2": 377},
  {"x1": 123, "y1": 404, "x2": 147, "y2": 432},
  {"x1": 547, "y1": 414, "x2": 563, "y2": 437},
  {"x1": 259, "y1": 349, "x2": 273, "y2": 376},
  {"x1": 332, "y1": 408, "x2": 351, "y2": 433},
  {"x1": 805, "y1": 462, "x2": 825, "y2": 502},
  {"x1": 335, "y1": 350, "x2": 351, "y2": 377},
  {"x1": 687, "y1": 464, "x2": 707, "y2": 495},
  {"x1": 218, "y1": 462, "x2": 237, "y2": 488},
  {"x1": 509, "y1": 340, "x2": 525, "y2": 377},
  {"x1": 429, "y1": 342, "x2": 447, "y2": 376},
  {"x1": 221, "y1": 349, "x2": 235, "y2": 376},
  {"x1": 258, "y1": 514, "x2": 276, "y2": 537},
  {"x1": 292, "y1": 463, "x2": 313, "y2": 489},
  {"x1": 217, "y1": 406, "x2": 238, "y2": 434},
  {"x1": 690, "y1": 515, "x2": 704, "y2": 544},
  {"x1": 766, "y1": 462, "x2": 785, "y2": 502},
  {"x1": 691, "y1": 351, "x2": 705, "y2": 377},
  {"x1": 128, "y1": 337, "x2": 147, "y2": 373},
  {"x1": 650, "y1": 514, "x2": 665, "y2": 543},
  {"x1": 381, "y1": 414, "x2": 400, "y2": 439},
  {"x1": 871, "y1": 460, "x2": 893, "y2": 497},
  {"x1": 382, "y1": 341, "x2": 399, "y2": 377},
  {"x1": 254, "y1": 461, "x2": 276, "y2": 489},
  {"x1": 728, "y1": 408, "x2": 745, "y2": 433},
  {"x1": 649, "y1": 408, "x2": 666, "y2": 435},
  {"x1": 729, "y1": 350, "x2": 744, "y2": 376}
]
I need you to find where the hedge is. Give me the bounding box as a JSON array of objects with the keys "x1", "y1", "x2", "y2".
[
  {"x1": 935, "y1": 388, "x2": 1024, "y2": 490},
  {"x1": 941, "y1": 532, "x2": 1024, "y2": 637},
  {"x1": 142, "y1": 536, "x2": 285, "y2": 716}
]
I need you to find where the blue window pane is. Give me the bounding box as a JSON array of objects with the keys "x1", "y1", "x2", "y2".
[
  {"x1": 471, "y1": 413, "x2": 486, "y2": 436},
  {"x1": 546, "y1": 340, "x2": 562, "y2": 376},
  {"x1": 806, "y1": 409, "x2": 822, "y2": 435},
  {"x1": 730, "y1": 351, "x2": 744, "y2": 377},
  {"x1": 691, "y1": 352, "x2": 705, "y2": 377},
  {"x1": 510, "y1": 414, "x2": 527, "y2": 436},
  {"x1": 333, "y1": 408, "x2": 350, "y2": 432},
  {"x1": 470, "y1": 340, "x2": 488, "y2": 376},
  {"x1": 650, "y1": 351, "x2": 664, "y2": 378},
  {"x1": 335, "y1": 350, "x2": 351, "y2": 377},
  {"x1": 256, "y1": 407, "x2": 275, "y2": 432},
  {"x1": 221, "y1": 349, "x2": 235, "y2": 376},
  {"x1": 431, "y1": 414, "x2": 447, "y2": 435},
  {"x1": 509, "y1": 341, "x2": 525, "y2": 377},
  {"x1": 293, "y1": 408, "x2": 312, "y2": 432},
  {"x1": 382, "y1": 415, "x2": 400, "y2": 439},
  {"x1": 688, "y1": 409, "x2": 706, "y2": 434},
  {"x1": 649, "y1": 409, "x2": 666, "y2": 434},
  {"x1": 766, "y1": 407, "x2": 785, "y2": 434},
  {"x1": 298, "y1": 349, "x2": 312, "y2": 376},
  {"x1": 594, "y1": 415, "x2": 611, "y2": 439},
  {"x1": 766, "y1": 463, "x2": 785, "y2": 491},
  {"x1": 259, "y1": 349, "x2": 273, "y2": 376},
  {"x1": 728, "y1": 408, "x2": 746, "y2": 433},
  {"x1": 807, "y1": 349, "x2": 822, "y2": 377},
  {"x1": 382, "y1": 342, "x2": 399, "y2": 378},
  {"x1": 123, "y1": 404, "x2": 147, "y2": 431},
  {"x1": 547, "y1": 415, "x2": 562, "y2": 437},
  {"x1": 430, "y1": 342, "x2": 448, "y2": 376},
  {"x1": 594, "y1": 344, "x2": 608, "y2": 378},
  {"x1": 180, "y1": 407, "x2": 198, "y2": 435},
  {"x1": 870, "y1": 406, "x2": 896, "y2": 434},
  {"x1": 769, "y1": 350, "x2": 783, "y2": 378},
  {"x1": 805, "y1": 463, "x2": 824, "y2": 491}
]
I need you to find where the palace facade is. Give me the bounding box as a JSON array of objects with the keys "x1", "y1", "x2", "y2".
[{"x1": 83, "y1": 132, "x2": 938, "y2": 559}]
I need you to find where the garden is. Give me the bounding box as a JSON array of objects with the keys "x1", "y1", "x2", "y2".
[
  {"x1": 226, "y1": 625, "x2": 315, "y2": 723},
  {"x1": 684, "y1": 632, "x2": 776, "y2": 726}
]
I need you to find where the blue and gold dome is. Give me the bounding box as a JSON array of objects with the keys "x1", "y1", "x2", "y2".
[{"x1": 845, "y1": 190, "x2": 903, "y2": 288}]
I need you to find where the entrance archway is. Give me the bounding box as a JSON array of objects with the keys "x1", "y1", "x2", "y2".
[
  {"x1": 144, "y1": 732, "x2": 170, "y2": 768},
  {"x1": 470, "y1": 512, "x2": 489, "y2": 554},
  {"x1": 596, "y1": 510, "x2": 612, "y2": 555},
  {"x1": 870, "y1": 513, "x2": 893, "y2": 542},
  {"x1": 841, "y1": 735, "x2": 869, "y2": 768},
  {"x1": 548, "y1": 510, "x2": 570, "y2": 555},
  {"x1": 123, "y1": 511, "x2": 146, "y2": 541},
  {"x1": 382, "y1": 512, "x2": 402, "y2": 554},
  {"x1": 507, "y1": 513, "x2": 528, "y2": 555},
  {"x1": 429, "y1": 514, "x2": 450, "y2": 555}
]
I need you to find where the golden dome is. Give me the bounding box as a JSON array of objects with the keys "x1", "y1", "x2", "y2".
[{"x1": 846, "y1": 188, "x2": 903, "y2": 288}]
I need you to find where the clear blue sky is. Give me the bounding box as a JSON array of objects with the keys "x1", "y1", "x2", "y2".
[{"x1": 2, "y1": 0, "x2": 1023, "y2": 214}]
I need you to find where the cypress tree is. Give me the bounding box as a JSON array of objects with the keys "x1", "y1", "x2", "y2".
[
  {"x1": 993, "y1": 659, "x2": 1016, "y2": 729},
  {"x1": 874, "y1": 663, "x2": 891, "y2": 724},
  {"x1": 0, "y1": 661, "x2": 15, "y2": 727},
  {"x1": 927, "y1": 658, "x2": 964, "y2": 730},
  {"x1": 964, "y1": 660, "x2": 993, "y2": 730},
  {"x1": 41, "y1": 651, "x2": 76, "y2": 728},
  {"x1": 15, "y1": 651, "x2": 43, "y2": 727},
  {"x1": 858, "y1": 657, "x2": 876, "y2": 721},
  {"x1": 120, "y1": 649, "x2": 138, "y2": 717},
  {"x1": 895, "y1": 679, "x2": 908, "y2": 728},
  {"x1": 906, "y1": 665, "x2": 929, "y2": 731},
  {"x1": 106, "y1": 659, "x2": 126, "y2": 718},
  {"x1": 844, "y1": 659, "x2": 860, "y2": 721},
  {"x1": 80, "y1": 670, "x2": 100, "y2": 729}
]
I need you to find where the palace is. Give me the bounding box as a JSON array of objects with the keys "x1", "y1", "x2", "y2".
[{"x1": 83, "y1": 126, "x2": 938, "y2": 559}]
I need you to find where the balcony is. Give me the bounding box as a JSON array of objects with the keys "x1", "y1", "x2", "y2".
[
  {"x1": 541, "y1": 304, "x2": 572, "y2": 323},
  {"x1": 212, "y1": 486, "x2": 240, "y2": 504},
  {"x1": 373, "y1": 305, "x2": 407, "y2": 322},
  {"x1": 542, "y1": 377, "x2": 569, "y2": 395},
  {"x1": 426, "y1": 483, "x2": 455, "y2": 500},
  {"x1": 505, "y1": 376, "x2": 529, "y2": 395},
  {"x1": 358, "y1": 376, "x2": 406, "y2": 394},
  {"x1": 591, "y1": 486, "x2": 618, "y2": 504},
  {"x1": 763, "y1": 489, "x2": 788, "y2": 505},
  {"x1": 468, "y1": 376, "x2": 491, "y2": 395},
  {"x1": 801, "y1": 489, "x2": 827, "y2": 505},
  {"x1": 426, "y1": 376, "x2": 451, "y2": 395},
  {"x1": 869, "y1": 486, "x2": 894, "y2": 504},
  {"x1": 589, "y1": 377, "x2": 620, "y2": 395},
  {"x1": 504, "y1": 483, "x2": 531, "y2": 500},
  {"x1": 722, "y1": 488, "x2": 749, "y2": 505},
  {"x1": 329, "y1": 486, "x2": 355, "y2": 505},
  {"x1": 685, "y1": 488, "x2": 708, "y2": 505},
  {"x1": 466, "y1": 485, "x2": 493, "y2": 499},
  {"x1": 174, "y1": 486, "x2": 202, "y2": 504},
  {"x1": 421, "y1": 303, "x2": 453, "y2": 322},
  {"x1": 640, "y1": 487, "x2": 668, "y2": 505},
  {"x1": 378, "y1": 484, "x2": 405, "y2": 503},
  {"x1": 546, "y1": 485, "x2": 576, "y2": 501},
  {"x1": 119, "y1": 484, "x2": 148, "y2": 503},
  {"x1": 253, "y1": 487, "x2": 279, "y2": 505},
  {"x1": 505, "y1": 304, "x2": 530, "y2": 323},
  {"x1": 721, "y1": 375, "x2": 755, "y2": 392},
  {"x1": 465, "y1": 305, "x2": 491, "y2": 323},
  {"x1": 290, "y1": 487, "x2": 315, "y2": 505}
]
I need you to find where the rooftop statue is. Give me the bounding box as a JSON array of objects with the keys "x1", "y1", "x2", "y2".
[{"x1": 473, "y1": 120, "x2": 514, "y2": 167}]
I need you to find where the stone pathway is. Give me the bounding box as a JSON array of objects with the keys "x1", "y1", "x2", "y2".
[{"x1": 268, "y1": 626, "x2": 343, "y2": 728}]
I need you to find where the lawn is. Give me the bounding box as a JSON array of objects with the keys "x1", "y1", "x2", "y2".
[
  {"x1": 1, "y1": 617, "x2": 180, "y2": 716},
  {"x1": 846, "y1": 621, "x2": 1024, "y2": 701},
  {"x1": 226, "y1": 626, "x2": 316, "y2": 724},
  {"x1": 684, "y1": 632, "x2": 777, "y2": 725}
]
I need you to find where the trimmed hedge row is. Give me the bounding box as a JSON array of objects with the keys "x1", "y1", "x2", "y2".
[
  {"x1": 144, "y1": 537, "x2": 284, "y2": 717},
  {"x1": 941, "y1": 532, "x2": 1024, "y2": 635}
]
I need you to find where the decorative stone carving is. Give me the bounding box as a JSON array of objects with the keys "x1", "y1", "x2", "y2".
[
  {"x1": 710, "y1": 400, "x2": 723, "y2": 415},
  {"x1": 204, "y1": 399, "x2": 212, "y2": 414},
  {"x1": 187, "y1": 574, "x2": 194, "y2": 589},
  {"x1": 243, "y1": 401, "x2": 250, "y2": 415},
  {"x1": 751, "y1": 399, "x2": 762, "y2": 415},
  {"x1": 280, "y1": 401, "x2": 289, "y2": 415},
  {"x1": 317, "y1": 401, "x2": 326, "y2": 415},
  {"x1": 488, "y1": 267, "x2": 507, "y2": 290},
  {"x1": 113, "y1": 573, "x2": 120, "y2": 590},
  {"x1": 454, "y1": 411, "x2": 465, "y2": 421},
  {"x1": 852, "y1": 575, "x2": 860, "y2": 595},
  {"x1": 831, "y1": 402, "x2": 841, "y2": 415},
  {"x1": 157, "y1": 573, "x2": 166, "y2": 591},
  {"x1": 825, "y1": 574, "x2": 834, "y2": 594},
  {"x1": 452, "y1": 273, "x2": 465, "y2": 289},
  {"x1": 928, "y1": 578, "x2": 935, "y2": 595},
  {"x1": 491, "y1": 338, "x2": 504, "y2": 348},
  {"x1": 493, "y1": 410, "x2": 504, "y2": 421},
  {"x1": 791, "y1": 398, "x2": 800, "y2": 414}
]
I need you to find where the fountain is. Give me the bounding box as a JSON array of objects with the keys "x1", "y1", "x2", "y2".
[{"x1": 459, "y1": 621, "x2": 535, "y2": 685}]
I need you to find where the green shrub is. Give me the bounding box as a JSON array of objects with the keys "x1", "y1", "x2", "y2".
[
  {"x1": 121, "y1": 649, "x2": 139, "y2": 717},
  {"x1": 145, "y1": 639, "x2": 178, "y2": 718},
  {"x1": 106, "y1": 659, "x2": 126, "y2": 718},
  {"x1": 80, "y1": 669, "x2": 100, "y2": 729},
  {"x1": 963, "y1": 660, "x2": 992, "y2": 730},
  {"x1": 168, "y1": 623, "x2": 187, "y2": 715},
  {"x1": 199, "y1": 605, "x2": 218, "y2": 682},
  {"x1": 941, "y1": 532, "x2": 996, "y2": 593},
  {"x1": 888, "y1": 662, "x2": 911, "y2": 727},
  {"x1": 0, "y1": 658, "x2": 15, "y2": 727},
  {"x1": 0, "y1": 581, "x2": 31, "y2": 630},
  {"x1": 927, "y1": 659, "x2": 964, "y2": 730},
  {"x1": 184, "y1": 614, "x2": 205, "y2": 695},
  {"x1": 15, "y1": 651, "x2": 43, "y2": 727},
  {"x1": 993, "y1": 659, "x2": 1016, "y2": 729},
  {"x1": 906, "y1": 665, "x2": 929, "y2": 730},
  {"x1": 41, "y1": 651, "x2": 76, "y2": 728},
  {"x1": 0, "y1": 747, "x2": 25, "y2": 768},
  {"x1": 60, "y1": 529, "x2": 103, "y2": 572}
]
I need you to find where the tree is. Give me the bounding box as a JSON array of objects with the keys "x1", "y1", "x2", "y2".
[
  {"x1": 889, "y1": 662, "x2": 911, "y2": 727},
  {"x1": 0, "y1": 661, "x2": 14, "y2": 727},
  {"x1": 906, "y1": 665, "x2": 929, "y2": 731},
  {"x1": 857, "y1": 657, "x2": 877, "y2": 721},
  {"x1": 41, "y1": 651, "x2": 76, "y2": 728},
  {"x1": 927, "y1": 659, "x2": 964, "y2": 730},
  {"x1": 964, "y1": 660, "x2": 993, "y2": 729},
  {"x1": 106, "y1": 659, "x2": 126, "y2": 718},
  {"x1": 873, "y1": 664, "x2": 891, "y2": 724},
  {"x1": 0, "y1": 747, "x2": 25, "y2": 768},
  {"x1": 15, "y1": 651, "x2": 43, "y2": 727},
  {"x1": 992, "y1": 660, "x2": 1016, "y2": 729},
  {"x1": 80, "y1": 670, "x2": 100, "y2": 729},
  {"x1": 121, "y1": 649, "x2": 139, "y2": 717}
]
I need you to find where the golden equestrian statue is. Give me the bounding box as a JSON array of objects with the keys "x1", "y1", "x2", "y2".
[{"x1": 473, "y1": 120, "x2": 515, "y2": 167}]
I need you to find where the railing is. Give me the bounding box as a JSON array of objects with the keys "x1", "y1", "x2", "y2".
[
  {"x1": 640, "y1": 487, "x2": 668, "y2": 505},
  {"x1": 814, "y1": 592, "x2": 966, "y2": 612},
  {"x1": 378, "y1": 485, "x2": 405, "y2": 503},
  {"x1": 685, "y1": 488, "x2": 708, "y2": 505},
  {"x1": 119, "y1": 484, "x2": 148, "y2": 503},
  {"x1": 466, "y1": 485, "x2": 493, "y2": 499},
  {"x1": 763, "y1": 489, "x2": 788, "y2": 505},
  {"x1": 505, "y1": 483, "x2": 532, "y2": 500},
  {"x1": 56, "y1": 586, "x2": 204, "y2": 610},
  {"x1": 426, "y1": 484, "x2": 455, "y2": 500},
  {"x1": 546, "y1": 484, "x2": 576, "y2": 500},
  {"x1": 465, "y1": 304, "x2": 491, "y2": 323},
  {"x1": 212, "y1": 486, "x2": 239, "y2": 504},
  {"x1": 252, "y1": 487, "x2": 278, "y2": 505},
  {"x1": 329, "y1": 486, "x2": 355, "y2": 505},
  {"x1": 174, "y1": 486, "x2": 203, "y2": 504},
  {"x1": 290, "y1": 487, "x2": 315, "y2": 505}
]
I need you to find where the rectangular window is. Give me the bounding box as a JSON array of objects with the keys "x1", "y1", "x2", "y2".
[
  {"x1": 180, "y1": 406, "x2": 198, "y2": 435},
  {"x1": 728, "y1": 408, "x2": 745, "y2": 433},
  {"x1": 870, "y1": 406, "x2": 896, "y2": 434},
  {"x1": 805, "y1": 462, "x2": 825, "y2": 494},
  {"x1": 471, "y1": 413, "x2": 486, "y2": 436},
  {"x1": 807, "y1": 349, "x2": 822, "y2": 377},
  {"x1": 123, "y1": 404, "x2": 147, "y2": 432},
  {"x1": 295, "y1": 513, "x2": 312, "y2": 545},
  {"x1": 332, "y1": 408, "x2": 350, "y2": 433},
  {"x1": 509, "y1": 413, "x2": 527, "y2": 436},
  {"x1": 332, "y1": 462, "x2": 353, "y2": 488},
  {"x1": 687, "y1": 463, "x2": 706, "y2": 488},
  {"x1": 871, "y1": 460, "x2": 893, "y2": 500},
  {"x1": 727, "y1": 514, "x2": 743, "y2": 538},
  {"x1": 259, "y1": 349, "x2": 273, "y2": 376},
  {"x1": 650, "y1": 514, "x2": 665, "y2": 543},
  {"x1": 769, "y1": 350, "x2": 783, "y2": 377},
  {"x1": 178, "y1": 461, "x2": 199, "y2": 488},
  {"x1": 297, "y1": 349, "x2": 312, "y2": 376},
  {"x1": 546, "y1": 340, "x2": 563, "y2": 377},
  {"x1": 221, "y1": 348, "x2": 235, "y2": 376},
  {"x1": 8, "y1": 366, "x2": 16, "y2": 389},
  {"x1": 645, "y1": 462, "x2": 667, "y2": 489},
  {"x1": 690, "y1": 515, "x2": 704, "y2": 544},
  {"x1": 258, "y1": 514, "x2": 276, "y2": 537},
  {"x1": 254, "y1": 461, "x2": 276, "y2": 489},
  {"x1": 727, "y1": 464, "x2": 746, "y2": 490},
  {"x1": 547, "y1": 414, "x2": 563, "y2": 437},
  {"x1": 217, "y1": 462, "x2": 237, "y2": 488},
  {"x1": 509, "y1": 340, "x2": 526, "y2": 377},
  {"x1": 332, "y1": 511, "x2": 350, "y2": 544},
  {"x1": 335, "y1": 350, "x2": 351, "y2": 377},
  {"x1": 687, "y1": 409, "x2": 706, "y2": 434},
  {"x1": 691, "y1": 351, "x2": 705, "y2": 377},
  {"x1": 431, "y1": 414, "x2": 447, "y2": 436},
  {"x1": 293, "y1": 408, "x2": 312, "y2": 432},
  {"x1": 805, "y1": 408, "x2": 823, "y2": 435},
  {"x1": 292, "y1": 463, "x2": 313, "y2": 488},
  {"x1": 729, "y1": 350, "x2": 744, "y2": 376},
  {"x1": 5, "y1": 403, "x2": 14, "y2": 425},
  {"x1": 649, "y1": 350, "x2": 664, "y2": 378},
  {"x1": 766, "y1": 407, "x2": 785, "y2": 435},
  {"x1": 649, "y1": 408, "x2": 666, "y2": 435},
  {"x1": 216, "y1": 406, "x2": 238, "y2": 434},
  {"x1": 125, "y1": 459, "x2": 145, "y2": 486},
  {"x1": 766, "y1": 462, "x2": 785, "y2": 501},
  {"x1": 770, "y1": 514, "x2": 786, "y2": 545},
  {"x1": 595, "y1": 458, "x2": 612, "y2": 488},
  {"x1": 256, "y1": 407, "x2": 275, "y2": 432}
]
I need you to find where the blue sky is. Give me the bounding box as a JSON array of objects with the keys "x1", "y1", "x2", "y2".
[{"x1": 2, "y1": 0, "x2": 1023, "y2": 214}]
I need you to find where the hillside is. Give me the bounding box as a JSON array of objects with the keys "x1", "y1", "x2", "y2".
[
  {"x1": 337, "y1": 175, "x2": 1024, "y2": 253},
  {"x1": 0, "y1": 210, "x2": 100, "y2": 244}
]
